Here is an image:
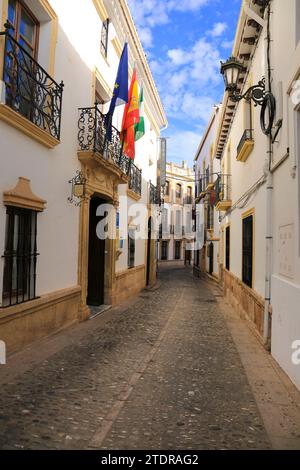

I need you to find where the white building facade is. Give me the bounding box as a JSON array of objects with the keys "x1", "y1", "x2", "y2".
[
  {"x1": 214, "y1": 0, "x2": 300, "y2": 390},
  {"x1": 194, "y1": 105, "x2": 221, "y2": 279},
  {"x1": 160, "y1": 161, "x2": 194, "y2": 264},
  {"x1": 0, "y1": 0, "x2": 167, "y2": 354}
]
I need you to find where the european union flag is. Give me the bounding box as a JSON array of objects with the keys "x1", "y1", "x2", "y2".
[{"x1": 105, "y1": 43, "x2": 128, "y2": 142}]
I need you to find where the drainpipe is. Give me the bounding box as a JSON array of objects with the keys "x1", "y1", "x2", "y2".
[
  {"x1": 263, "y1": 1, "x2": 273, "y2": 348},
  {"x1": 264, "y1": 142, "x2": 273, "y2": 347}
]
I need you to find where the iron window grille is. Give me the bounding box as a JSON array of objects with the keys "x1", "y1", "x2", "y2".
[
  {"x1": 2, "y1": 206, "x2": 38, "y2": 307},
  {"x1": 100, "y1": 18, "x2": 109, "y2": 57},
  {"x1": 242, "y1": 215, "x2": 253, "y2": 288},
  {"x1": 0, "y1": 25, "x2": 64, "y2": 140}
]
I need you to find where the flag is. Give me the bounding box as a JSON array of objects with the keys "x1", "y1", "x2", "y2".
[
  {"x1": 134, "y1": 86, "x2": 145, "y2": 141},
  {"x1": 121, "y1": 68, "x2": 140, "y2": 159},
  {"x1": 105, "y1": 43, "x2": 128, "y2": 141},
  {"x1": 121, "y1": 68, "x2": 140, "y2": 131}
]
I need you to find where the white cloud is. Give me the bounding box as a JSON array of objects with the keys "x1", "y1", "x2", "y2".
[
  {"x1": 167, "y1": 48, "x2": 190, "y2": 66},
  {"x1": 167, "y1": 130, "x2": 202, "y2": 166},
  {"x1": 221, "y1": 39, "x2": 233, "y2": 49},
  {"x1": 208, "y1": 22, "x2": 227, "y2": 37},
  {"x1": 138, "y1": 27, "x2": 153, "y2": 48},
  {"x1": 128, "y1": 0, "x2": 210, "y2": 49}
]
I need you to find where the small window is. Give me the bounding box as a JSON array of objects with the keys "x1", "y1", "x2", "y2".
[
  {"x1": 225, "y1": 226, "x2": 230, "y2": 270},
  {"x1": 176, "y1": 183, "x2": 182, "y2": 199},
  {"x1": 128, "y1": 229, "x2": 135, "y2": 268},
  {"x1": 2, "y1": 206, "x2": 38, "y2": 307},
  {"x1": 242, "y1": 215, "x2": 253, "y2": 288},
  {"x1": 101, "y1": 18, "x2": 109, "y2": 58}
]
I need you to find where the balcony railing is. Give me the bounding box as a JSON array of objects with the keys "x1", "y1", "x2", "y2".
[
  {"x1": 78, "y1": 105, "x2": 131, "y2": 174},
  {"x1": 1, "y1": 27, "x2": 64, "y2": 140},
  {"x1": 128, "y1": 161, "x2": 142, "y2": 196},
  {"x1": 215, "y1": 174, "x2": 231, "y2": 204},
  {"x1": 197, "y1": 173, "x2": 218, "y2": 197},
  {"x1": 237, "y1": 129, "x2": 254, "y2": 162},
  {"x1": 237, "y1": 129, "x2": 253, "y2": 155},
  {"x1": 149, "y1": 182, "x2": 158, "y2": 204}
]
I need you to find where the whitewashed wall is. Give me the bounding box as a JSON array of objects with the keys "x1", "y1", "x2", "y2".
[{"x1": 0, "y1": 0, "x2": 163, "y2": 303}]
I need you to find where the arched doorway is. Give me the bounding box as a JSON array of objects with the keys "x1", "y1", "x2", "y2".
[{"x1": 146, "y1": 217, "x2": 152, "y2": 286}]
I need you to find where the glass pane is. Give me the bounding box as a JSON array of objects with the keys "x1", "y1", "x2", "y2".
[
  {"x1": 20, "y1": 8, "x2": 35, "y2": 45},
  {"x1": 8, "y1": 0, "x2": 16, "y2": 25},
  {"x1": 19, "y1": 36, "x2": 33, "y2": 55}
]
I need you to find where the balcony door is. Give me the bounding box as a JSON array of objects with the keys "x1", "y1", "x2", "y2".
[
  {"x1": 8, "y1": 0, "x2": 39, "y2": 57},
  {"x1": 161, "y1": 241, "x2": 168, "y2": 261},
  {"x1": 6, "y1": 0, "x2": 40, "y2": 120},
  {"x1": 242, "y1": 215, "x2": 253, "y2": 288}
]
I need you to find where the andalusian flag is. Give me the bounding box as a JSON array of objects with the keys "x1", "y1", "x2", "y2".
[
  {"x1": 134, "y1": 86, "x2": 145, "y2": 141},
  {"x1": 121, "y1": 68, "x2": 140, "y2": 159}
]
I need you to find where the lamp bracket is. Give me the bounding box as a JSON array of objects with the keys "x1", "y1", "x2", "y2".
[
  {"x1": 68, "y1": 170, "x2": 87, "y2": 206},
  {"x1": 230, "y1": 77, "x2": 266, "y2": 106}
]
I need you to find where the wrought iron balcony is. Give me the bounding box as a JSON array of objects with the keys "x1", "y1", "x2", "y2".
[
  {"x1": 215, "y1": 174, "x2": 232, "y2": 211},
  {"x1": 128, "y1": 161, "x2": 142, "y2": 196},
  {"x1": 149, "y1": 182, "x2": 158, "y2": 204},
  {"x1": 196, "y1": 172, "x2": 218, "y2": 200},
  {"x1": 237, "y1": 129, "x2": 254, "y2": 162},
  {"x1": 0, "y1": 27, "x2": 64, "y2": 140},
  {"x1": 78, "y1": 104, "x2": 132, "y2": 175}
]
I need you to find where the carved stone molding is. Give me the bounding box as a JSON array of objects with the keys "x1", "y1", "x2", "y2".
[{"x1": 3, "y1": 177, "x2": 46, "y2": 211}]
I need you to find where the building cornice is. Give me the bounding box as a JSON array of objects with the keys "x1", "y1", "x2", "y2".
[
  {"x1": 194, "y1": 105, "x2": 220, "y2": 161},
  {"x1": 215, "y1": 0, "x2": 266, "y2": 160}
]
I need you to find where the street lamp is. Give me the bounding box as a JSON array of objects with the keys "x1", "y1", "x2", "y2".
[
  {"x1": 220, "y1": 56, "x2": 267, "y2": 106},
  {"x1": 220, "y1": 56, "x2": 276, "y2": 135}
]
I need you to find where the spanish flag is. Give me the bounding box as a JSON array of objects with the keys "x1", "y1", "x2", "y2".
[{"x1": 121, "y1": 68, "x2": 140, "y2": 159}]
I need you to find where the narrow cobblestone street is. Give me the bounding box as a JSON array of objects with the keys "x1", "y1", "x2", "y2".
[{"x1": 0, "y1": 265, "x2": 298, "y2": 450}]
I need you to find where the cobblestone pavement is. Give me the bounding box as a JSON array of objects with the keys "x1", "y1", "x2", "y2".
[{"x1": 0, "y1": 265, "x2": 271, "y2": 450}]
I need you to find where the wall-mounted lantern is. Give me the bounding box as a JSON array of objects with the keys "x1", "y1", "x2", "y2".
[
  {"x1": 220, "y1": 56, "x2": 277, "y2": 135},
  {"x1": 68, "y1": 170, "x2": 87, "y2": 206}
]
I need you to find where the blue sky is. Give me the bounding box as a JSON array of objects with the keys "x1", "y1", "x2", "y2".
[{"x1": 128, "y1": 0, "x2": 241, "y2": 166}]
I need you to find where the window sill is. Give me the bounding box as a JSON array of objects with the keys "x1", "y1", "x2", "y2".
[
  {"x1": 127, "y1": 188, "x2": 141, "y2": 201},
  {"x1": 0, "y1": 104, "x2": 60, "y2": 149},
  {"x1": 236, "y1": 138, "x2": 254, "y2": 162}
]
